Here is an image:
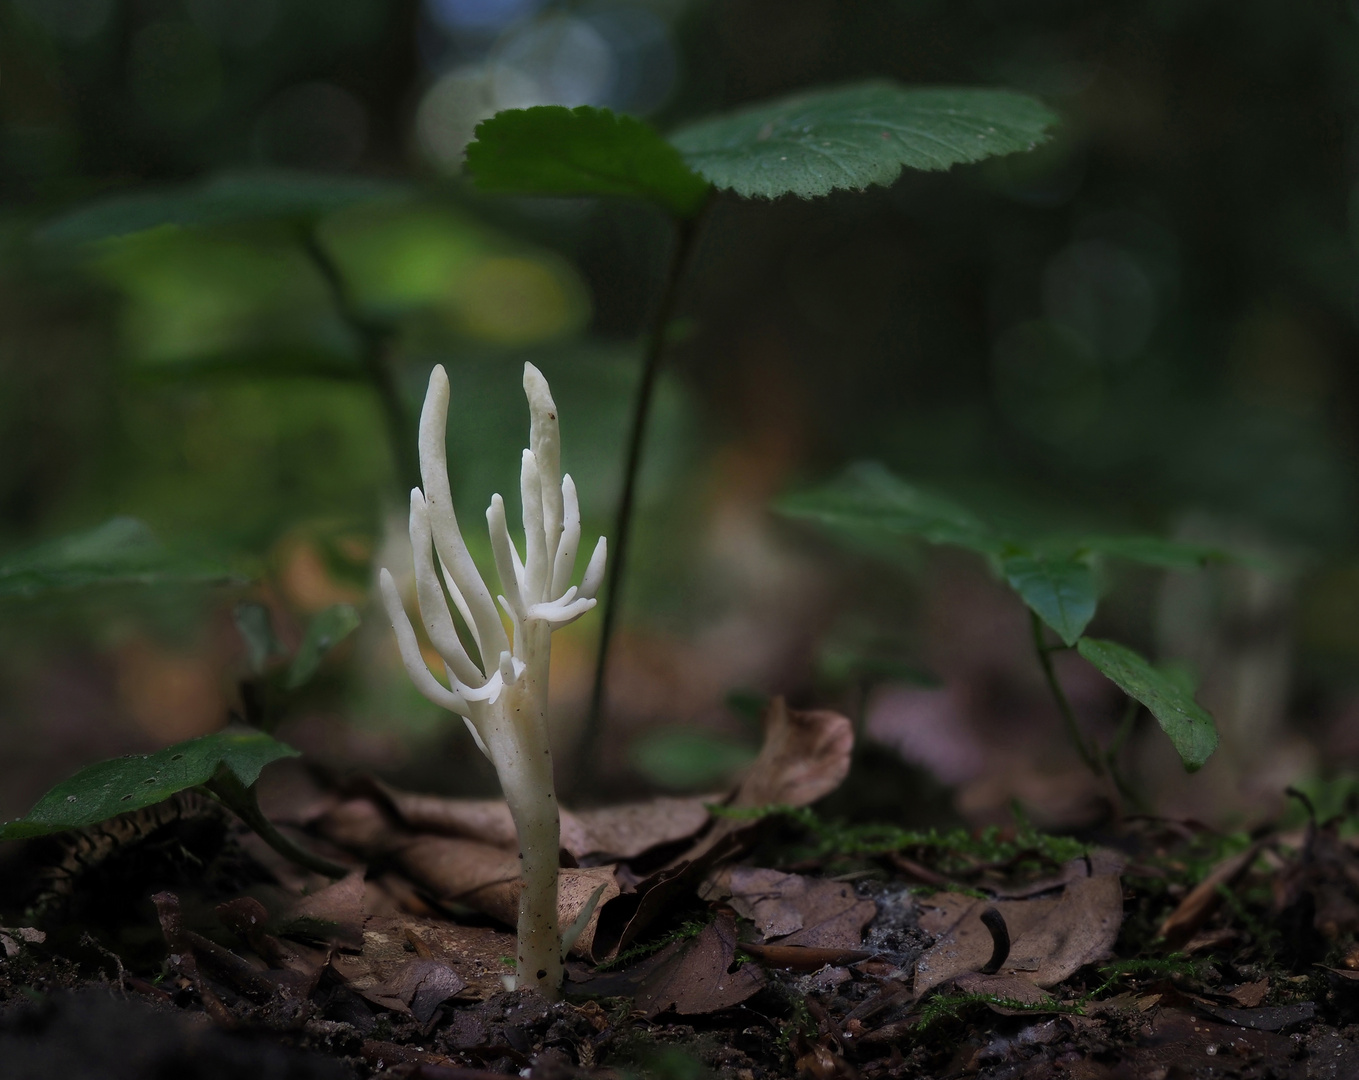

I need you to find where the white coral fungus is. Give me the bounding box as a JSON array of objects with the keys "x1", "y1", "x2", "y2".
[{"x1": 379, "y1": 362, "x2": 605, "y2": 996}]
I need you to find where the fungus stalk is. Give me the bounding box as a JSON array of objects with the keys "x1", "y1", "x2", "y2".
[{"x1": 379, "y1": 363, "x2": 606, "y2": 997}]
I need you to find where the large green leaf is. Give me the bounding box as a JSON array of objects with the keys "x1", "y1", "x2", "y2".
[
  {"x1": 286, "y1": 603, "x2": 362, "y2": 689},
  {"x1": 1076, "y1": 638, "x2": 1218, "y2": 772},
  {"x1": 1078, "y1": 535, "x2": 1230, "y2": 571},
  {"x1": 465, "y1": 106, "x2": 711, "y2": 218},
  {"x1": 0, "y1": 517, "x2": 237, "y2": 598},
  {"x1": 0, "y1": 729, "x2": 299, "y2": 840},
  {"x1": 777, "y1": 462, "x2": 999, "y2": 554},
  {"x1": 1002, "y1": 551, "x2": 1097, "y2": 646},
  {"x1": 40, "y1": 170, "x2": 404, "y2": 245},
  {"x1": 670, "y1": 81, "x2": 1058, "y2": 199}
]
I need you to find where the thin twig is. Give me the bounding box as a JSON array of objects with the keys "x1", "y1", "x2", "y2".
[
  {"x1": 299, "y1": 226, "x2": 419, "y2": 491},
  {"x1": 582, "y1": 198, "x2": 714, "y2": 765},
  {"x1": 1030, "y1": 610, "x2": 1102, "y2": 776}
]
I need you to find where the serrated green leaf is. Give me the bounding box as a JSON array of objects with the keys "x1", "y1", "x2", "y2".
[
  {"x1": 1077, "y1": 638, "x2": 1218, "y2": 772},
  {"x1": 465, "y1": 106, "x2": 711, "y2": 218},
  {"x1": 1002, "y1": 551, "x2": 1097, "y2": 646},
  {"x1": 40, "y1": 170, "x2": 404, "y2": 246},
  {"x1": 0, "y1": 729, "x2": 299, "y2": 840},
  {"x1": 286, "y1": 603, "x2": 361, "y2": 689},
  {"x1": 778, "y1": 462, "x2": 999, "y2": 554},
  {"x1": 670, "y1": 81, "x2": 1057, "y2": 200},
  {"x1": 1078, "y1": 535, "x2": 1230, "y2": 571},
  {"x1": 0, "y1": 517, "x2": 238, "y2": 598}
]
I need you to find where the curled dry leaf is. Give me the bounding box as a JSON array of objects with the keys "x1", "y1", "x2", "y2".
[
  {"x1": 914, "y1": 874, "x2": 1123, "y2": 994},
  {"x1": 1159, "y1": 842, "x2": 1262, "y2": 947},
  {"x1": 701, "y1": 866, "x2": 877, "y2": 948}
]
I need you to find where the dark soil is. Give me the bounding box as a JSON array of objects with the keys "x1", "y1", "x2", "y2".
[{"x1": 3, "y1": 799, "x2": 1358, "y2": 1080}]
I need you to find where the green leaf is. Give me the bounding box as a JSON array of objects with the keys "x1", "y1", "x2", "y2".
[
  {"x1": 1076, "y1": 638, "x2": 1218, "y2": 772},
  {"x1": 630, "y1": 729, "x2": 759, "y2": 790},
  {"x1": 0, "y1": 729, "x2": 299, "y2": 840},
  {"x1": 777, "y1": 462, "x2": 999, "y2": 554},
  {"x1": 816, "y1": 649, "x2": 940, "y2": 688},
  {"x1": 670, "y1": 81, "x2": 1058, "y2": 200},
  {"x1": 1001, "y1": 551, "x2": 1097, "y2": 646},
  {"x1": 1078, "y1": 535, "x2": 1231, "y2": 571},
  {"x1": 0, "y1": 517, "x2": 237, "y2": 599},
  {"x1": 286, "y1": 603, "x2": 362, "y2": 689},
  {"x1": 233, "y1": 602, "x2": 282, "y2": 676},
  {"x1": 40, "y1": 170, "x2": 404, "y2": 246},
  {"x1": 465, "y1": 106, "x2": 711, "y2": 218}
]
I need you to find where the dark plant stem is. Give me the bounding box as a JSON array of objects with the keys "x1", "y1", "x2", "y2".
[
  {"x1": 299, "y1": 227, "x2": 419, "y2": 491},
  {"x1": 1030, "y1": 611, "x2": 1103, "y2": 776},
  {"x1": 206, "y1": 771, "x2": 351, "y2": 878},
  {"x1": 582, "y1": 200, "x2": 713, "y2": 764}
]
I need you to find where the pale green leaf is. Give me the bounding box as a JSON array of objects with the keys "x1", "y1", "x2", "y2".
[
  {"x1": 671, "y1": 81, "x2": 1057, "y2": 199},
  {"x1": 0, "y1": 729, "x2": 299, "y2": 840},
  {"x1": 630, "y1": 729, "x2": 758, "y2": 790},
  {"x1": 286, "y1": 603, "x2": 362, "y2": 689},
  {"x1": 233, "y1": 602, "x2": 282, "y2": 676},
  {"x1": 1077, "y1": 638, "x2": 1218, "y2": 771},
  {"x1": 465, "y1": 106, "x2": 711, "y2": 217},
  {"x1": 777, "y1": 462, "x2": 999, "y2": 554},
  {"x1": 1078, "y1": 535, "x2": 1231, "y2": 571},
  {"x1": 0, "y1": 517, "x2": 237, "y2": 598},
  {"x1": 1001, "y1": 552, "x2": 1097, "y2": 646},
  {"x1": 40, "y1": 170, "x2": 404, "y2": 246}
]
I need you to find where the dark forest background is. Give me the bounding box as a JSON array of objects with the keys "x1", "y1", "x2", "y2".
[{"x1": 3, "y1": 0, "x2": 1358, "y2": 831}]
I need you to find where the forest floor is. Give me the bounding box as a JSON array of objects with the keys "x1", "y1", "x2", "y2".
[{"x1": 0, "y1": 707, "x2": 1355, "y2": 1080}]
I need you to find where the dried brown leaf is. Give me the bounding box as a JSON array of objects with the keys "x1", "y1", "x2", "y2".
[
  {"x1": 272, "y1": 869, "x2": 367, "y2": 949},
  {"x1": 1227, "y1": 978, "x2": 1269, "y2": 1008},
  {"x1": 331, "y1": 915, "x2": 515, "y2": 1001},
  {"x1": 950, "y1": 971, "x2": 1054, "y2": 1010},
  {"x1": 631, "y1": 912, "x2": 765, "y2": 1018},
  {"x1": 1159, "y1": 842, "x2": 1262, "y2": 947},
  {"x1": 360, "y1": 777, "x2": 713, "y2": 862},
  {"x1": 316, "y1": 697, "x2": 854, "y2": 966},
  {"x1": 914, "y1": 875, "x2": 1122, "y2": 993},
  {"x1": 702, "y1": 866, "x2": 876, "y2": 948}
]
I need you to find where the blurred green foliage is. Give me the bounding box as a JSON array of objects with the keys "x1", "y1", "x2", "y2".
[{"x1": 6, "y1": 0, "x2": 1359, "y2": 809}]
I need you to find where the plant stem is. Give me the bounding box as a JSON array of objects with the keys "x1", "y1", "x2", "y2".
[
  {"x1": 299, "y1": 226, "x2": 419, "y2": 491},
  {"x1": 582, "y1": 200, "x2": 713, "y2": 763},
  {"x1": 1104, "y1": 697, "x2": 1144, "y2": 811},
  {"x1": 205, "y1": 771, "x2": 351, "y2": 878},
  {"x1": 1029, "y1": 611, "x2": 1102, "y2": 776}
]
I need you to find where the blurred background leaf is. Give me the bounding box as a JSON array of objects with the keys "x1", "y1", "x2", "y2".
[
  {"x1": 4, "y1": 0, "x2": 1359, "y2": 830},
  {"x1": 0, "y1": 517, "x2": 237, "y2": 598}
]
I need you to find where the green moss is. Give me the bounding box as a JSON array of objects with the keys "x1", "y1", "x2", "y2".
[
  {"x1": 594, "y1": 916, "x2": 712, "y2": 972},
  {"x1": 708, "y1": 803, "x2": 1089, "y2": 872}
]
